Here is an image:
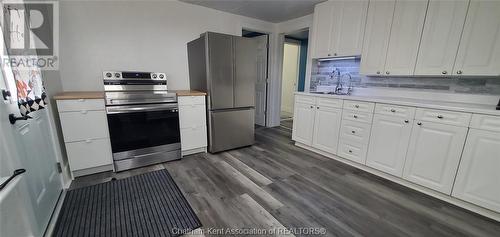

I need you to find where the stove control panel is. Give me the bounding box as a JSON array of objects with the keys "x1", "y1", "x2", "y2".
[{"x1": 103, "y1": 71, "x2": 166, "y2": 80}]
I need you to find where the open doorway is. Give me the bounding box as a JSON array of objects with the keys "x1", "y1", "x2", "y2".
[
  {"x1": 242, "y1": 29, "x2": 269, "y2": 127},
  {"x1": 280, "y1": 29, "x2": 309, "y2": 130}
]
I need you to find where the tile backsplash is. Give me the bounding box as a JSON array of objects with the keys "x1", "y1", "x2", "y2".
[{"x1": 310, "y1": 58, "x2": 500, "y2": 95}]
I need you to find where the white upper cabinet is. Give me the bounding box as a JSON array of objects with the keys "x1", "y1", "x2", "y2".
[
  {"x1": 453, "y1": 129, "x2": 500, "y2": 213},
  {"x1": 383, "y1": 0, "x2": 428, "y2": 76},
  {"x1": 403, "y1": 121, "x2": 467, "y2": 194},
  {"x1": 312, "y1": 106, "x2": 342, "y2": 154},
  {"x1": 366, "y1": 114, "x2": 413, "y2": 177},
  {"x1": 414, "y1": 0, "x2": 469, "y2": 76},
  {"x1": 454, "y1": 0, "x2": 500, "y2": 76},
  {"x1": 360, "y1": 0, "x2": 396, "y2": 75},
  {"x1": 311, "y1": 1, "x2": 334, "y2": 59},
  {"x1": 292, "y1": 101, "x2": 316, "y2": 145},
  {"x1": 311, "y1": 0, "x2": 369, "y2": 58}
]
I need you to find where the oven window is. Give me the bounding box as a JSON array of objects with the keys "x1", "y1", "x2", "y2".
[{"x1": 107, "y1": 109, "x2": 180, "y2": 153}]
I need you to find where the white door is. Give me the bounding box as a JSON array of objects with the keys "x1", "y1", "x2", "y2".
[
  {"x1": 454, "y1": 0, "x2": 500, "y2": 76},
  {"x1": 312, "y1": 106, "x2": 342, "y2": 154},
  {"x1": 359, "y1": 0, "x2": 396, "y2": 75},
  {"x1": 330, "y1": 0, "x2": 369, "y2": 57},
  {"x1": 366, "y1": 114, "x2": 412, "y2": 177},
  {"x1": 414, "y1": 0, "x2": 469, "y2": 76},
  {"x1": 383, "y1": 0, "x2": 428, "y2": 76},
  {"x1": 281, "y1": 42, "x2": 300, "y2": 115},
  {"x1": 311, "y1": 1, "x2": 334, "y2": 58},
  {"x1": 292, "y1": 102, "x2": 315, "y2": 145},
  {"x1": 254, "y1": 35, "x2": 268, "y2": 126},
  {"x1": 453, "y1": 129, "x2": 500, "y2": 213},
  {"x1": 0, "y1": 67, "x2": 62, "y2": 236},
  {"x1": 403, "y1": 121, "x2": 467, "y2": 194}
]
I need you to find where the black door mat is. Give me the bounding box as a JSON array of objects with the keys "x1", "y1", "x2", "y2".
[{"x1": 53, "y1": 169, "x2": 202, "y2": 237}]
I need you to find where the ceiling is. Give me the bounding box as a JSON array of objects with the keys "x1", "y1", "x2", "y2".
[{"x1": 179, "y1": 0, "x2": 326, "y2": 23}]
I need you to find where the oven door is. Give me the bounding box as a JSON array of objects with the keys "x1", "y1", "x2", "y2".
[{"x1": 106, "y1": 103, "x2": 180, "y2": 160}]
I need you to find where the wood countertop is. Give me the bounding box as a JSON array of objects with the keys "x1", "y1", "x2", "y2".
[
  {"x1": 175, "y1": 90, "x2": 207, "y2": 96},
  {"x1": 53, "y1": 91, "x2": 105, "y2": 100}
]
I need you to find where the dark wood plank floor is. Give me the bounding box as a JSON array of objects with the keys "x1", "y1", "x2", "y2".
[{"x1": 71, "y1": 126, "x2": 500, "y2": 237}]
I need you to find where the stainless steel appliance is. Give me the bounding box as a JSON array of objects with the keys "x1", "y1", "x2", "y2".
[
  {"x1": 187, "y1": 32, "x2": 258, "y2": 153},
  {"x1": 103, "y1": 71, "x2": 181, "y2": 171}
]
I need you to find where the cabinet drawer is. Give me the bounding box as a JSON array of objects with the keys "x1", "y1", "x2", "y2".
[
  {"x1": 59, "y1": 110, "x2": 109, "y2": 142},
  {"x1": 375, "y1": 103, "x2": 415, "y2": 119},
  {"x1": 340, "y1": 120, "x2": 372, "y2": 144},
  {"x1": 66, "y1": 138, "x2": 113, "y2": 171},
  {"x1": 343, "y1": 100, "x2": 375, "y2": 113},
  {"x1": 470, "y1": 114, "x2": 500, "y2": 132},
  {"x1": 342, "y1": 110, "x2": 373, "y2": 124},
  {"x1": 181, "y1": 126, "x2": 208, "y2": 151},
  {"x1": 178, "y1": 96, "x2": 205, "y2": 106},
  {"x1": 179, "y1": 104, "x2": 206, "y2": 129},
  {"x1": 57, "y1": 99, "x2": 105, "y2": 112},
  {"x1": 415, "y1": 108, "x2": 471, "y2": 127},
  {"x1": 338, "y1": 139, "x2": 368, "y2": 164},
  {"x1": 295, "y1": 95, "x2": 316, "y2": 105},
  {"x1": 317, "y1": 98, "x2": 343, "y2": 109}
]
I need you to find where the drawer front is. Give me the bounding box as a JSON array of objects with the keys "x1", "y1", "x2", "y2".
[
  {"x1": 340, "y1": 120, "x2": 372, "y2": 144},
  {"x1": 178, "y1": 96, "x2": 205, "y2": 106},
  {"x1": 375, "y1": 103, "x2": 416, "y2": 119},
  {"x1": 179, "y1": 104, "x2": 207, "y2": 129},
  {"x1": 66, "y1": 138, "x2": 113, "y2": 171},
  {"x1": 342, "y1": 110, "x2": 374, "y2": 124},
  {"x1": 317, "y1": 98, "x2": 343, "y2": 109},
  {"x1": 415, "y1": 108, "x2": 471, "y2": 127},
  {"x1": 295, "y1": 95, "x2": 316, "y2": 105},
  {"x1": 470, "y1": 114, "x2": 500, "y2": 132},
  {"x1": 181, "y1": 126, "x2": 208, "y2": 151},
  {"x1": 57, "y1": 99, "x2": 105, "y2": 112},
  {"x1": 338, "y1": 139, "x2": 368, "y2": 164},
  {"x1": 60, "y1": 110, "x2": 109, "y2": 142},
  {"x1": 343, "y1": 100, "x2": 375, "y2": 113}
]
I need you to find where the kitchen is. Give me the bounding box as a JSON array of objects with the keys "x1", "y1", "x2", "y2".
[{"x1": 1, "y1": 0, "x2": 500, "y2": 236}]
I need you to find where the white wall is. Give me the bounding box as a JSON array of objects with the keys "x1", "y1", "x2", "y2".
[{"x1": 59, "y1": 0, "x2": 275, "y2": 91}]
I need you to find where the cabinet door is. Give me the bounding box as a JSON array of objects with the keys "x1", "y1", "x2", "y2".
[
  {"x1": 360, "y1": 0, "x2": 396, "y2": 75},
  {"x1": 311, "y1": 1, "x2": 334, "y2": 58},
  {"x1": 312, "y1": 106, "x2": 342, "y2": 154},
  {"x1": 330, "y1": 0, "x2": 369, "y2": 57},
  {"x1": 292, "y1": 103, "x2": 316, "y2": 145},
  {"x1": 366, "y1": 114, "x2": 412, "y2": 177},
  {"x1": 453, "y1": 129, "x2": 500, "y2": 213},
  {"x1": 454, "y1": 0, "x2": 500, "y2": 76},
  {"x1": 414, "y1": 0, "x2": 469, "y2": 76},
  {"x1": 384, "y1": 0, "x2": 428, "y2": 76},
  {"x1": 403, "y1": 121, "x2": 467, "y2": 194}
]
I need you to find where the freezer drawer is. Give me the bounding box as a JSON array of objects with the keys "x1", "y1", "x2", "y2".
[{"x1": 209, "y1": 108, "x2": 254, "y2": 152}]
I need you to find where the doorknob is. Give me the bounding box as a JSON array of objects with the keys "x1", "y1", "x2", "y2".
[
  {"x1": 9, "y1": 114, "x2": 32, "y2": 124},
  {"x1": 2, "y1": 89, "x2": 11, "y2": 100}
]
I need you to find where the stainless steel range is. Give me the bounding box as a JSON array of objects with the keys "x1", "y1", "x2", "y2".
[{"x1": 103, "y1": 71, "x2": 180, "y2": 172}]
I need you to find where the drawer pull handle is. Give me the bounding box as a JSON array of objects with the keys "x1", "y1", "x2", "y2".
[
  {"x1": 353, "y1": 115, "x2": 358, "y2": 119},
  {"x1": 80, "y1": 110, "x2": 88, "y2": 114},
  {"x1": 348, "y1": 150, "x2": 353, "y2": 153},
  {"x1": 351, "y1": 130, "x2": 355, "y2": 134},
  {"x1": 390, "y1": 109, "x2": 396, "y2": 112},
  {"x1": 437, "y1": 115, "x2": 443, "y2": 119},
  {"x1": 354, "y1": 105, "x2": 360, "y2": 108},
  {"x1": 85, "y1": 139, "x2": 92, "y2": 143},
  {"x1": 404, "y1": 120, "x2": 409, "y2": 123},
  {"x1": 417, "y1": 122, "x2": 422, "y2": 126},
  {"x1": 78, "y1": 99, "x2": 85, "y2": 102}
]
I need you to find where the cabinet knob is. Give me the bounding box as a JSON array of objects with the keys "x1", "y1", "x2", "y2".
[
  {"x1": 351, "y1": 130, "x2": 356, "y2": 134},
  {"x1": 437, "y1": 115, "x2": 443, "y2": 119},
  {"x1": 376, "y1": 71, "x2": 381, "y2": 75},
  {"x1": 417, "y1": 122, "x2": 422, "y2": 126},
  {"x1": 310, "y1": 105, "x2": 314, "y2": 108},
  {"x1": 353, "y1": 115, "x2": 358, "y2": 119},
  {"x1": 390, "y1": 109, "x2": 396, "y2": 113},
  {"x1": 442, "y1": 70, "x2": 447, "y2": 75},
  {"x1": 317, "y1": 106, "x2": 320, "y2": 109},
  {"x1": 328, "y1": 53, "x2": 331, "y2": 56},
  {"x1": 386, "y1": 71, "x2": 390, "y2": 75},
  {"x1": 348, "y1": 150, "x2": 353, "y2": 153},
  {"x1": 457, "y1": 70, "x2": 463, "y2": 74},
  {"x1": 334, "y1": 53, "x2": 338, "y2": 56},
  {"x1": 355, "y1": 105, "x2": 360, "y2": 108},
  {"x1": 404, "y1": 120, "x2": 409, "y2": 123}
]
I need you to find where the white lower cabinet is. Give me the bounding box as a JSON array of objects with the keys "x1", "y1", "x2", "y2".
[
  {"x1": 312, "y1": 106, "x2": 342, "y2": 154},
  {"x1": 453, "y1": 129, "x2": 500, "y2": 213},
  {"x1": 178, "y1": 95, "x2": 208, "y2": 155},
  {"x1": 366, "y1": 114, "x2": 413, "y2": 177},
  {"x1": 403, "y1": 121, "x2": 468, "y2": 194},
  {"x1": 292, "y1": 102, "x2": 316, "y2": 145},
  {"x1": 65, "y1": 138, "x2": 113, "y2": 171}
]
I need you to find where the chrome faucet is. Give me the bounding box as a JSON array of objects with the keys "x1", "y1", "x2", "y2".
[{"x1": 332, "y1": 68, "x2": 342, "y2": 93}]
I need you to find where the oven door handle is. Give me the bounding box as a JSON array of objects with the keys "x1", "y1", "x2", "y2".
[{"x1": 106, "y1": 104, "x2": 178, "y2": 114}]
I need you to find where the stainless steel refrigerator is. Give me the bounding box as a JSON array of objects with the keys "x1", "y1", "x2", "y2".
[{"x1": 187, "y1": 32, "x2": 258, "y2": 153}]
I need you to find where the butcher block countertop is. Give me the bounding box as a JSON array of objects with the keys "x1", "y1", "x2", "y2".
[
  {"x1": 175, "y1": 90, "x2": 207, "y2": 96},
  {"x1": 53, "y1": 91, "x2": 105, "y2": 100}
]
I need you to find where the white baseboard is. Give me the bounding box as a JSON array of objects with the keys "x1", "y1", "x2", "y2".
[
  {"x1": 295, "y1": 142, "x2": 500, "y2": 222},
  {"x1": 43, "y1": 190, "x2": 66, "y2": 237}
]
